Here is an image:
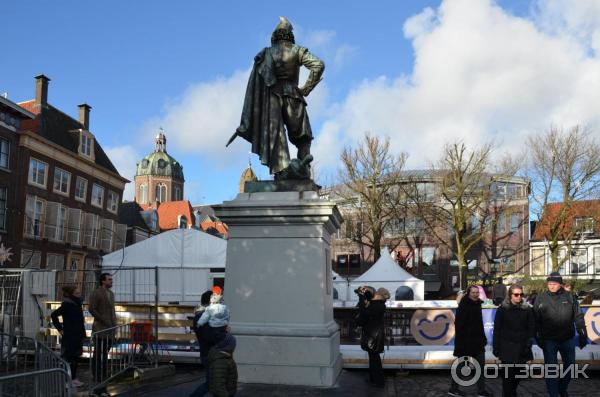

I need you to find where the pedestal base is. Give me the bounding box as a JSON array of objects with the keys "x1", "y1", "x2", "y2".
[{"x1": 213, "y1": 191, "x2": 343, "y2": 386}]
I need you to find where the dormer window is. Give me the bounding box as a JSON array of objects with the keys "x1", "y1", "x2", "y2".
[
  {"x1": 79, "y1": 130, "x2": 95, "y2": 159},
  {"x1": 575, "y1": 217, "x2": 596, "y2": 235}
]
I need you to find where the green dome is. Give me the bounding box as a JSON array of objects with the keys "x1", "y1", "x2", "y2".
[{"x1": 135, "y1": 131, "x2": 184, "y2": 180}]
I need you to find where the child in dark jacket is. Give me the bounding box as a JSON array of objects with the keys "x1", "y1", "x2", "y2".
[{"x1": 208, "y1": 332, "x2": 238, "y2": 397}]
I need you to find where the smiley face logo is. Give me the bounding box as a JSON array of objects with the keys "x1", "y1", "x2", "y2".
[
  {"x1": 584, "y1": 307, "x2": 600, "y2": 344},
  {"x1": 410, "y1": 309, "x2": 455, "y2": 345}
]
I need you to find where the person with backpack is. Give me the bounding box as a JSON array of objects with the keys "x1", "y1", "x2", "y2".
[{"x1": 533, "y1": 272, "x2": 588, "y2": 397}]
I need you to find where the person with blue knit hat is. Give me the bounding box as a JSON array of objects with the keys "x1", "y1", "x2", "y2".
[{"x1": 533, "y1": 271, "x2": 588, "y2": 397}]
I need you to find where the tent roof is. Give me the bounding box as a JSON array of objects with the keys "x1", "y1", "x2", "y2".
[
  {"x1": 102, "y1": 228, "x2": 226, "y2": 268},
  {"x1": 353, "y1": 248, "x2": 422, "y2": 282}
]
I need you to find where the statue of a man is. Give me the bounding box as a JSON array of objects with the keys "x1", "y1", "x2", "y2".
[{"x1": 228, "y1": 17, "x2": 324, "y2": 180}]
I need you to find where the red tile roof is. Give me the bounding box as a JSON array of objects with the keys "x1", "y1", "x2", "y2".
[
  {"x1": 156, "y1": 200, "x2": 195, "y2": 231},
  {"x1": 200, "y1": 220, "x2": 229, "y2": 237},
  {"x1": 531, "y1": 200, "x2": 600, "y2": 241}
]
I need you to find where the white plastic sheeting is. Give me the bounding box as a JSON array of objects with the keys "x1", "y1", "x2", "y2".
[{"x1": 102, "y1": 228, "x2": 226, "y2": 268}]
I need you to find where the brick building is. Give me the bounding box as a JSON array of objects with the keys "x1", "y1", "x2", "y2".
[
  {"x1": 324, "y1": 172, "x2": 530, "y2": 297},
  {"x1": 5, "y1": 75, "x2": 129, "y2": 270}
]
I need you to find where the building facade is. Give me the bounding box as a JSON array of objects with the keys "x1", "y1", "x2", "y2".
[
  {"x1": 324, "y1": 172, "x2": 530, "y2": 297},
  {"x1": 9, "y1": 75, "x2": 129, "y2": 271},
  {"x1": 529, "y1": 200, "x2": 600, "y2": 280}
]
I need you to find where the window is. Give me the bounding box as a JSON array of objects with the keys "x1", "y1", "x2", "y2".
[
  {"x1": 139, "y1": 184, "x2": 148, "y2": 203},
  {"x1": 594, "y1": 248, "x2": 600, "y2": 274},
  {"x1": 0, "y1": 138, "x2": 9, "y2": 169},
  {"x1": 53, "y1": 168, "x2": 71, "y2": 195},
  {"x1": 46, "y1": 253, "x2": 65, "y2": 270},
  {"x1": 384, "y1": 218, "x2": 404, "y2": 237},
  {"x1": 75, "y1": 177, "x2": 87, "y2": 201},
  {"x1": 80, "y1": 133, "x2": 92, "y2": 157},
  {"x1": 174, "y1": 186, "x2": 181, "y2": 201},
  {"x1": 107, "y1": 191, "x2": 119, "y2": 213},
  {"x1": 20, "y1": 249, "x2": 41, "y2": 268},
  {"x1": 531, "y1": 248, "x2": 545, "y2": 275},
  {"x1": 497, "y1": 213, "x2": 506, "y2": 233},
  {"x1": 416, "y1": 182, "x2": 436, "y2": 201},
  {"x1": 178, "y1": 215, "x2": 187, "y2": 229},
  {"x1": 25, "y1": 195, "x2": 45, "y2": 237},
  {"x1": 155, "y1": 184, "x2": 166, "y2": 203},
  {"x1": 507, "y1": 184, "x2": 523, "y2": 199},
  {"x1": 0, "y1": 187, "x2": 6, "y2": 230},
  {"x1": 510, "y1": 213, "x2": 520, "y2": 232},
  {"x1": 28, "y1": 158, "x2": 47, "y2": 187},
  {"x1": 57, "y1": 205, "x2": 67, "y2": 241},
  {"x1": 91, "y1": 183, "x2": 104, "y2": 208},
  {"x1": 471, "y1": 215, "x2": 480, "y2": 232},
  {"x1": 492, "y1": 183, "x2": 506, "y2": 199},
  {"x1": 570, "y1": 249, "x2": 588, "y2": 274},
  {"x1": 574, "y1": 217, "x2": 595, "y2": 235}
]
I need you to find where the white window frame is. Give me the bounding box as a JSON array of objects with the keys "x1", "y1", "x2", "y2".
[
  {"x1": 530, "y1": 248, "x2": 545, "y2": 276},
  {"x1": 107, "y1": 191, "x2": 119, "y2": 213},
  {"x1": 75, "y1": 176, "x2": 87, "y2": 202},
  {"x1": 53, "y1": 167, "x2": 71, "y2": 196},
  {"x1": 0, "y1": 138, "x2": 9, "y2": 170},
  {"x1": 91, "y1": 183, "x2": 104, "y2": 208},
  {"x1": 46, "y1": 253, "x2": 65, "y2": 270},
  {"x1": 574, "y1": 217, "x2": 595, "y2": 234},
  {"x1": 79, "y1": 131, "x2": 94, "y2": 158},
  {"x1": 28, "y1": 158, "x2": 48, "y2": 188},
  {"x1": 178, "y1": 215, "x2": 187, "y2": 229},
  {"x1": 155, "y1": 183, "x2": 166, "y2": 203}
]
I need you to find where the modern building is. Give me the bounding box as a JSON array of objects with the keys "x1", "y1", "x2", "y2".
[
  {"x1": 323, "y1": 171, "x2": 530, "y2": 297},
  {"x1": 11, "y1": 75, "x2": 129, "y2": 270},
  {"x1": 530, "y1": 200, "x2": 600, "y2": 280}
]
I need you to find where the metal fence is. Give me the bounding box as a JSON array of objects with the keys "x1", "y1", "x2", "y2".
[
  {"x1": 334, "y1": 308, "x2": 421, "y2": 346},
  {"x1": 0, "y1": 333, "x2": 72, "y2": 397},
  {"x1": 0, "y1": 273, "x2": 23, "y2": 335},
  {"x1": 89, "y1": 322, "x2": 165, "y2": 392}
]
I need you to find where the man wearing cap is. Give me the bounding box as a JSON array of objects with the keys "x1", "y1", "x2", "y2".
[{"x1": 533, "y1": 271, "x2": 588, "y2": 397}]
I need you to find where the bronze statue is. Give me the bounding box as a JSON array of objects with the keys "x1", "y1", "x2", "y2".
[{"x1": 227, "y1": 17, "x2": 324, "y2": 180}]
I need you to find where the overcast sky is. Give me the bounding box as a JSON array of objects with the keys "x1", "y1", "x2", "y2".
[{"x1": 3, "y1": 0, "x2": 600, "y2": 204}]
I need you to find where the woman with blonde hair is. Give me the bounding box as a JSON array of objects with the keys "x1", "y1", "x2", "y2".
[{"x1": 51, "y1": 285, "x2": 86, "y2": 388}]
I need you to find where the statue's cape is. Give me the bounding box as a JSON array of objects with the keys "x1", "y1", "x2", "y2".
[{"x1": 236, "y1": 47, "x2": 289, "y2": 174}]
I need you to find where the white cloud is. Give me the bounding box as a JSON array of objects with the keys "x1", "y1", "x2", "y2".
[
  {"x1": 313, "y1": 0, "x2": 600, "y2": 172},
  {"x1": 105, "y1": 145, "x2": 141, "y2": 201},
  {"x1": 145, "y1": 69, "x2": 250, "y2": 169}
]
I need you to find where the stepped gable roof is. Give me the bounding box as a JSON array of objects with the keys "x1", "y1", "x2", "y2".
[
  {"x1": 18, "y1": 100, "x2": 121, "y2": 176},
  {"x1": 156, "y1": 200, "x2": 195, "y2": 231},
  {"x1": 531, "y1": 200, "x2": 600, "y2": 241}
]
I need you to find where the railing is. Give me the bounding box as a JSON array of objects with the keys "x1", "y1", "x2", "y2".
[
  {"x1": 0, "y1": 333, "x2": 72, "y2": 397},
  {"x1": 0, "y1": 273, "x2": 23, "y2": 335},
  {"x1": 89, "y1": 322, "x2": 162, "y2": 392}
]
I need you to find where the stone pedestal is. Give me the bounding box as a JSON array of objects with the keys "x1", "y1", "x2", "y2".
[{"x1": 213, "y1": 190, "x2": 343, "y2": 386}]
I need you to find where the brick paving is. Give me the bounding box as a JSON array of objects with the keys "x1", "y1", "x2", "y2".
[{"x1": 113, "y1": 366, "x2": 600, "y2": 397}]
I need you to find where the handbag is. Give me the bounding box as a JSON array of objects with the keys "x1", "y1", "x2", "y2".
[{"x1": 361, "y1": 327, "x2": 385, "y2": 354}]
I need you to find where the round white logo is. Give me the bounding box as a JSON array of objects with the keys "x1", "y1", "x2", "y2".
[{"x1": 451, "y1": 356, "x2": 481, "y2": 387}]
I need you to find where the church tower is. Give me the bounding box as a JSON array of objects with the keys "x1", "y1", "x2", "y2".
[{"x1": 135, "y1": 129, "x2": 185, "y2": 205}]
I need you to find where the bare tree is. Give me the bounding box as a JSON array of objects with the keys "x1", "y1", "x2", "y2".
[
  {"x1": 528, "y1": 125, "x2": 600, "y2": 271},
  {"x1": 335, "y1": 134, "x2": 408, "y2": 263},
  {"x1": 404, "y1": 142, "x2": 521, "y2": 290}
]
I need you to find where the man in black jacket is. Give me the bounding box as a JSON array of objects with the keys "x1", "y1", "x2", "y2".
[{"x1": 533, "y1": 272, "x2": 588, "y2": 397}]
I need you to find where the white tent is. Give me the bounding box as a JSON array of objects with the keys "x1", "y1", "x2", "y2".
[
  {"x1": 348, "y1": 248, "x2": 425, "y2": 301},
  {"x1": 102, "y1": 229, "x2": 227, "y2": 304},
  {"x1": 332, "y1": 270, "x2": 349, "y2": 301}
]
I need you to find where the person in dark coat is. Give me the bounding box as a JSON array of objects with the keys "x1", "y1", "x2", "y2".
[
  {"x1": 207, "y1": 332, "x2": 238, "y2": 397},
  {"x1": 449, "y1": 285, "x2": 491, "y2": 397},
  {"x1": 492, "y1": 278, "x2": 507, "y2": 306},
  {"x1": 190, "y1": 290, "x2": 215, "y2": 397},
  {"x1": 355, "y1": 286, "x2": 389, "y2": 388},
  {"x1": 493, "y1": 284, "x2": 535, "y2": 397},
  {"x1": 533, "y1": 272, "x2": 588, "y2": 397},
  {"x1": 51, "y1": 285, "x2": 86, "y2": 387}
]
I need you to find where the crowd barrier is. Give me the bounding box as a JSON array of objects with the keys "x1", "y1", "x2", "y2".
[{"x1": 0, "y1": 332, "x2": 72, "y2": 396}]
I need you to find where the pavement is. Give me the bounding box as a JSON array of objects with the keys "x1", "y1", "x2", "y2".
[{"x1": 109, "y1": 365, "x2": 600, "y2": 397}]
